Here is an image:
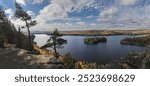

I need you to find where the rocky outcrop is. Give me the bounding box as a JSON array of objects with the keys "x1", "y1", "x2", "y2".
[
  {"x1": 103, "y1": 50, "x2": 150, "y2": 69},
  {"x1": 0, "y1": 47, "x2": 63, "y2": 69},
  {"x1": 84, "y1": 37, "x2": 107, "y2": 44}
]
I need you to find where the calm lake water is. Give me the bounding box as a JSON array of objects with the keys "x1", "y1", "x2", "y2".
[{"x1": 34, "y1": 34, "x2": 147, "y2": 64}]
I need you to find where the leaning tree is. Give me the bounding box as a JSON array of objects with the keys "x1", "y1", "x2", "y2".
[
  {"x1": 41, "y1": 29, "x2": 67, "y2": 58},
  {"x1": 15, "y1": 1, "x2": 37, "y2": 51}
]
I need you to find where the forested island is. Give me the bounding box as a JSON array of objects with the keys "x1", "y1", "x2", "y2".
[
  {"x1": 121, "y1": 35, "x2": 150, "y2": 47},
  {"x1": 84, "y1": 37, "x2": 107, "y2": 44}
]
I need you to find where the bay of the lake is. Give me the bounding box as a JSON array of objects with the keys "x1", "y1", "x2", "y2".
[{"x1": 34, "y1": 34, "x2": 147, "y2": 64}]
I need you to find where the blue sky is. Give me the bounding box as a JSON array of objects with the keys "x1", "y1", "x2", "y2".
[{"x1": 1, "y1": 0, "x2": 150, "y2": 31}]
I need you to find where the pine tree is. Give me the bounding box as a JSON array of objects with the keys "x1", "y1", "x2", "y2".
[
  {"x1": 15, "y1": 1, "x2": 37, "y2": 51},
  {"x1": 41, "y1": 29, "x2": 67, "y2": 58}
]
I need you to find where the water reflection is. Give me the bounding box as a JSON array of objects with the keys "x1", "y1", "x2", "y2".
[{"x1": 34, "y1": 35, "x2": 147, "y2": 64}]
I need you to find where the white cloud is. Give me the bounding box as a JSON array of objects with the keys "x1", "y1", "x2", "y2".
[
  {"x1": 27, "y1": 10, "x2": 36, "y2": 17},
  {"x1": 16, "y1": 0, "x2": 26, "y2": 5},
  {"x1": 98, "y1": 6, "x2": 118, "y2": 21},
  {"x1": 36, "y1": 0, "x2": 97, "y2": 23},
  {"x1": 32, "y1": 21, "x2": 99, "y2": 31},
  {"x1": 120, "y1": 0, "x2": 137, "y2": 5},
  {"x1": 12, "y1": 0, "x2": 150, "y2": 31},
  {"x1": 86, "y1": 15, "x2": 96, "y2": 19},
  {"x1": 100, "y1": 7, "x2": 118, "y2": 17},
  {"x1": 6, "y1": 12, "x2": 26, "y2": 30},
  {"x1": 34, "y1": 0, "x2": 98, "y2": 31},
  {"x1": 91, "y1": 23, "x2": 96, "y2": 26},
  {"x1": 5, "y1": 8, "x2": 14, "y2": 19},
  {"x1": 76, "y1": 22, "x2": 86, "y2": 25},
  {"x1": 95, "y1": 0, "x2": 150, "y2": 29},
  {"x1": 5, "y1": 8, "x2": 14, "y2": 15},
  {"x1": 16, "y1": 0, "x2": 44, "y2": 5},
  {"x1": 32, "y1": 0, "x2": 43, "y2": 4}
]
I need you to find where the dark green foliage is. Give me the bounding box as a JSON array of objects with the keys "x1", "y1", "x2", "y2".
[
  {"x1": 120, "y1": 36, "x2": 150, "y2": 46},
  {"x1": 41, "y1": 29, "x2": 67, "y2": 58},
  {"x1": 16, "y1": 32, "x2": 30, "y2": 50},
  {"x1": 0, "y1": 33, "x2": 5, "y2": 48},
  {"x1": 0, "y1": 21, "x2": 16, "y2": 43},
  {"x1": 0, "y1": 5, "x2": 30, "y2": 50},
  {"x1": 52, "y1": 28, "x2": 62, "y2": 36},
  {"x1": 84, "y1": 37, "x2": 107, "y2": 44},
  {"x1": 50, "y1": 29, "x2": 67, "y2": 58},
  {"x1": 0, "y1": 5, "x2": 6, "y2": 22},
  {"x1": 0, "y1": 5, "x2": 16, "y2": 47},
  {"x1": 15, "y1": 2, "x2": 31, "y2": 21},
  {"x1": 63, "y1": 53, "x2": 76, "y2": 69}
]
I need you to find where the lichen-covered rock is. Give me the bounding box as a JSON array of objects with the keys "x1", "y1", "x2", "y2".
[{"x1": 122, "y1": 51, "x2": 146, "y2": 68}]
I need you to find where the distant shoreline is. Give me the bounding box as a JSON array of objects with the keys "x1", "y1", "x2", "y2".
[
  {"x1": 60, "y1": 29, "x2": 150, "y2": 36},
  {"x1": 31, "y1": 29, "x2": 150, "y2": 36}
]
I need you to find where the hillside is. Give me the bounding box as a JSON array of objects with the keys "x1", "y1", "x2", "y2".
[{"x1": 60, "y1": 29, "x2": 150, "y2": 36}]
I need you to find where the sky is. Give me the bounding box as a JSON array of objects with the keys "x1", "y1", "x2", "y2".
[{"x1": 1, "y1": 0, "x2": 150, "y2": 31}]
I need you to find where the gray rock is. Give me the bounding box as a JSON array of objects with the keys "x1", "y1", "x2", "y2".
[{"x1": 47, "y1": 57, "x2": 63, "y2": 64}]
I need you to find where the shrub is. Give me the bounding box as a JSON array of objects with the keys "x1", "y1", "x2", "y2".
[{"x1": 62, "y1": 53, "x2": 76, "y2": 69}]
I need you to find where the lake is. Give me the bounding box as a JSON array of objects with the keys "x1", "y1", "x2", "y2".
[{"x1": 34, "y1": 34, "x2": 147, "y2": 64}]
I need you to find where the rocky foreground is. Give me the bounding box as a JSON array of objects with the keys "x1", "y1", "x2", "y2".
[
  {"x1": 103, "y1": 50, "x2": 150, "y2": 69},
  {"x1": 0, "y1": 46, "x2": 63, "y2": 69}
]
